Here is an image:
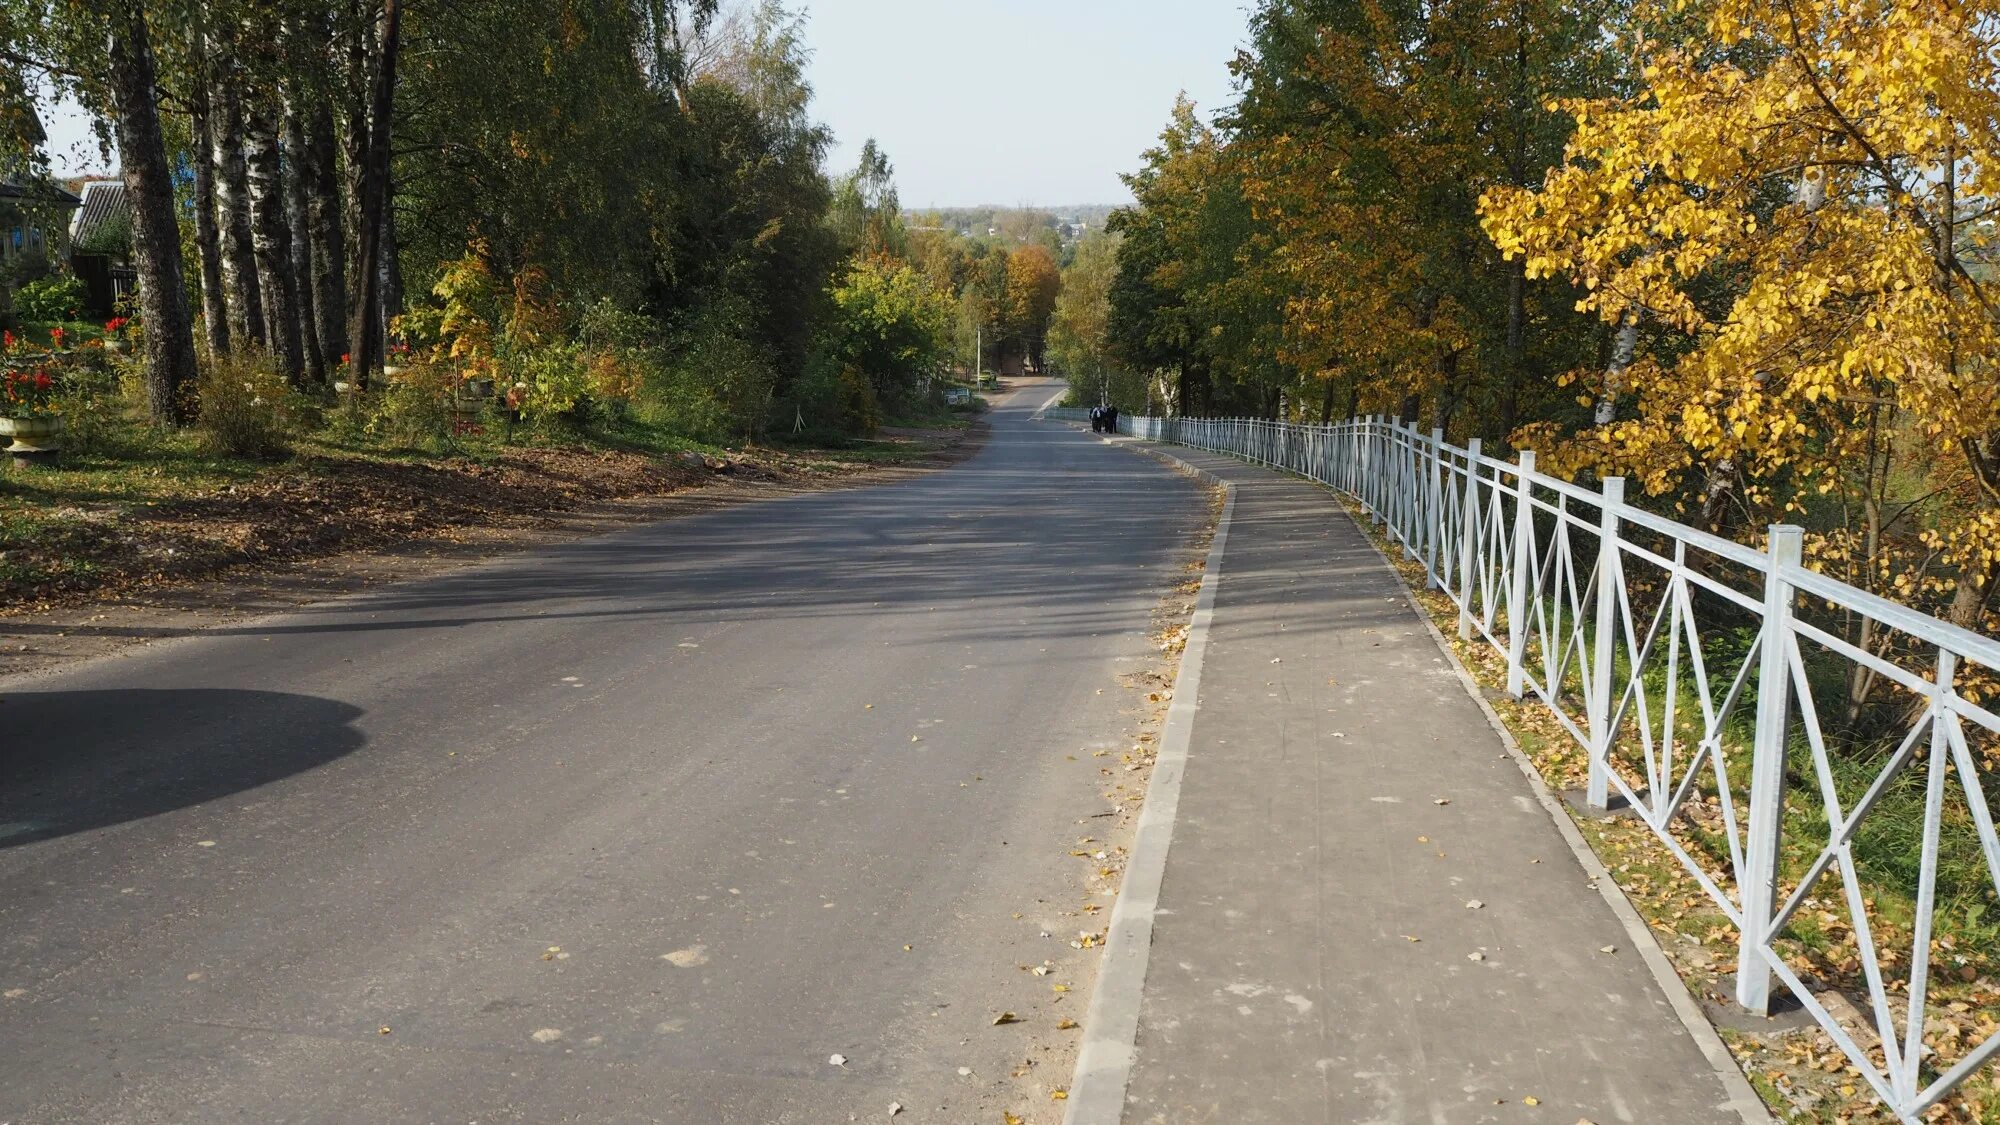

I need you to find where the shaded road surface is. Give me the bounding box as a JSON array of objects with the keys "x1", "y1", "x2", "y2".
[{"x1": 0, "y1": 380, "x2": 1205, "y2": 1124}]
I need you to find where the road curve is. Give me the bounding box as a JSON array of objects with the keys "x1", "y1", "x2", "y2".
[{"x1": 0, "y1": 380, "x2": 1206, "y2": 1124}]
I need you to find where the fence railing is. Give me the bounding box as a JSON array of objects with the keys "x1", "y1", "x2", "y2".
[{"x1": 1048, "y1": 406, "x2": 2000, "y2": 1122}]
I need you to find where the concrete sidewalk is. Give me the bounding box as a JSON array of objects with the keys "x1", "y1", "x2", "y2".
[{"x1": 1107, "y1": 445, "x2": 1763, "y2": 1124}]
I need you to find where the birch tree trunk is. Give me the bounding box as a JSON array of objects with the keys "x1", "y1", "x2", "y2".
[
  {"x1": 306, "y1": 101, "x2": 347, "y2": 374},
  {"x1": 1594, "y1": 313, "x2": 1639, "y2": 426},
  {"x1": 210, "y1": 34, "x2": 263, "y2": 349},
  {"x1": 107, "y1": 0, "x2": 198, "y2": 426},
  {"x1": 342, "y1": 0, "x2": 374, "y2": 374},
  {"x1": 1501, "y1": 260, "x2": 1525, "y2": 439},
  {"x1": 189, "y1": 60, "x2": 229, "y2": 358},
  {"x1": 246, "y1": 104, "x2": 304, "y2": 383},
  {"x1": 379, "y1": 178, "x2": 403, "y2": 342},
  {"x1": 347, "y1": 0, "x2": 401, "y2": 387},
  {"x1": 283, "y1": 107, "x2": 323, "y2": 380}
]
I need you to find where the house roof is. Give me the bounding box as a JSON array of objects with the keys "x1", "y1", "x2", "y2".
[
  {"x1": 69, "y1": 180, "x2": 127, "y2": 246},
  {"x1": 0, "y1": 179, "x2": 83, "y2": 207}
]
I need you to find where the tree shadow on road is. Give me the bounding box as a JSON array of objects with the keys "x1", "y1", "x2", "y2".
[{"x1": 0, "y1": 689, "x2": 366, "y2": 847}]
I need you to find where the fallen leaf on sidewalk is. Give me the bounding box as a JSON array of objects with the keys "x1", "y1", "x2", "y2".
[
  {"x1": 1600, "y1": 945, "x2": 1617, "y2": 954},
  {"x1": 829, "y1": 1054, "x2": 847, "y2": 1066},
  {"x1": 1005, "y1": 1114, "x2": 1026, "y2": 1124},
  {"x1": 887, "y1": 1102, "x2": 902, "y2": 1117},
  {"x1": 1468, "y1": 952, "x2": 1486, "y2": 961},
  {"x1": 1404, "y1": 935, "x2": 1421, "y2": 942},
  {"x1": 1523, "y1": 1096, "x2": 1540, "y2": 1106},
  {"x1": 1466, "y1": 899, "x2": 1484, "y2": 909},
  {"x1": 993, "y1": 1012, "x2": 1021, "y2": 1025},
  {"x1": 1056, "y1": 1018, "x2": 1079, "y2": 1030},
  {"x1": 1433, "y1": 798, "x2": 1451, "y2": 806}
]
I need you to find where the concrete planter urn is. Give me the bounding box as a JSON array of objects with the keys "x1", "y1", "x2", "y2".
[
  {"x1": 452, "y1": 383, "x2": 491, "y2": 419},
  {"x1": 0, "y1": 414, "x2": 63, "y2": 467}
]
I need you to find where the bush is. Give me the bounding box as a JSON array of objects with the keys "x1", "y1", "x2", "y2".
[
  {"x1": 52, "y1": 350, "x2": 142, "y2": 457},
  {"x1": 195, "y1": 353, "x2": 298, "y2": 459},
  {"x1": 13, "y1": 276, "x2": 87, "y2": 322},
  {"x1": 518, "y1": 341, "x2": 591, "y2": 421},
  {"x1": 367, "y1": 361, "x2": 461, "y2": 451},
  {"x1": 837, "y1": 364, "x2": 879, "y2": 436}
]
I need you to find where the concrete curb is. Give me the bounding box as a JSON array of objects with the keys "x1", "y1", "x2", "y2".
[{"x1": 1061, "y1": 439, "x2": 1234, "y2": 1125}]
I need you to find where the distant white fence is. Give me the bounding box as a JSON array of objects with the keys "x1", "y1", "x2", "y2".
[{"x1": 1047, "y1": 406, "x2": 2000, "y2": 1122}]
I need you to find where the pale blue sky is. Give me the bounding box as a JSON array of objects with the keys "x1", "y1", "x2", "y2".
[
  {"x1": 803, "y1": 0, "x2": 1249, "y2": 206},
  {"x1": 43, "y1": 1, "x2": 1253, "y2": 205}
]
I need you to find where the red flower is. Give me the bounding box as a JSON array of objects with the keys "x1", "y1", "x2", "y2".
[
  {"x1": 105, "y1": 317, "x2": 129, "y2": 334},
  {"x1": 1, "y1": 330, "x2": 12, "y2": 351},
  {"x1": 49, "y1": 327, "x2": 65, "y2": 346},
  {"x1": 34, "y1": 372, "x2": 52, "y2": 390},
  {"x1": 340, "y1": 353, "x2": 352, "y2": 365}
]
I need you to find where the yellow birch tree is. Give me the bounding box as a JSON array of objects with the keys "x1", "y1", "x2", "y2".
[{"x1": 1482, "y1": 0, "x2": 2000, "y2": 629}]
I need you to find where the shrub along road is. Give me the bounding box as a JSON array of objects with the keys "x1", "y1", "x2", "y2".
[{"x1": 0, "y1": 379, "x2": 1207, "y2": 1123}]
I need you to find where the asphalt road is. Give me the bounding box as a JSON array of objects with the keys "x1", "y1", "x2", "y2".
[{"x1": 0, "y1": 380, "x2": 1206, "y2": 1124}]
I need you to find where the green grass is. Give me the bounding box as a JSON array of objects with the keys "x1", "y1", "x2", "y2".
[{"x1": 9, "y1": 320, "x2": 108, "y2": 346}]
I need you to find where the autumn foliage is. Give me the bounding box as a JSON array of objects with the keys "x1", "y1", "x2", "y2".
[{"x1": 1107, "y1": 0, "x2": 2000, "y2": 641}]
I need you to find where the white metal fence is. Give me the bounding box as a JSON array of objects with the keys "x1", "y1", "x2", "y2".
[{"x1": 1047, "y1": 406, "x2": 2000, "y2": 1121}]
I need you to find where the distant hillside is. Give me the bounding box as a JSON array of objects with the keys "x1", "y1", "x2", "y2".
[{"x1": 906, "y1": 204, "x2": 1120, "y2": 243}]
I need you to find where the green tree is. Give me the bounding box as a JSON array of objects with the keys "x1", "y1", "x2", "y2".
[
  {"x1": 1050, "y1": 230, "x2": 1136, "y2": 406},
  {"x1": 826, "y1": 257, "x2": 954, "y2": 408}
]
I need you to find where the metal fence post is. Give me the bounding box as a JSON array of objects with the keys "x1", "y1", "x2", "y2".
[
  {"x1": 1348, "y1": 418, "x2": 1358, "y2": 495},
  {"x1": 1389, "y1": 419, "x2": 1405, "y2": 545},
  {"x1": 1391, "y1": 417, "x2": 1402, "y2": 527},
  {"x1": 1373, "y1": 416, "x2": 1386, "y2": 523},
  {"x1": 1417, "y1": 429, "x2": 1429, "y2": 554},
  {"x1": 1364, "y1": 417, "x2": 1380, "y2": 524},
  {"x1": 1736, "y1": 524, "x2": 1803, "y2": 1014},
  {"x1": 1586, "y1": 477, "x2": 1626, "y2": 810},
  {"x1": 1426, "y1": 427, "x2": 1445, "y2": 586},
  {"x1": 1396, "y1": 420, "x2": 1416, "y2": 555},
  {"x1": 1386, "y1": 416, "x2": 1397, "y2": 528},
  {"x1": 1396, "y1": 420, "x2": 1413, "y2": 549},
  {"x1": 1457, "y1": 438, "x2": 1482, "y2": 640},
  {"x1": 1505, "y1": 450, "x2": 1536, "y2": 699}
]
